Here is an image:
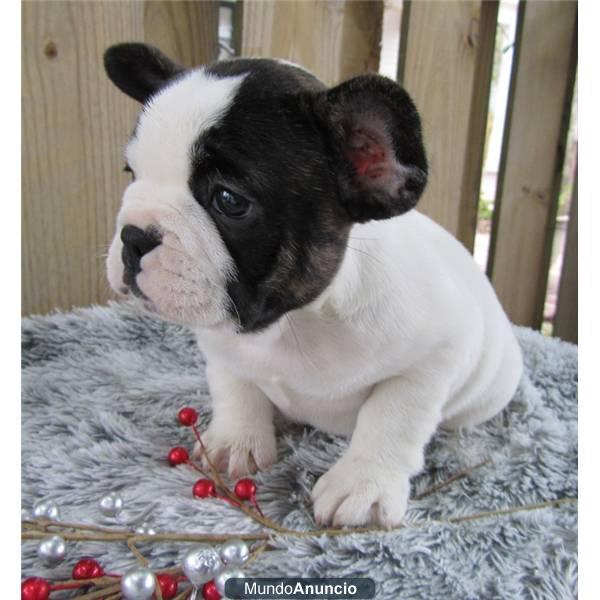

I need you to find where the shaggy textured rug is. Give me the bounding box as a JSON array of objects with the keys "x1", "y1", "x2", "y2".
[{"x1": 22, "y1": 303, "x2": 578, "y2": 599}]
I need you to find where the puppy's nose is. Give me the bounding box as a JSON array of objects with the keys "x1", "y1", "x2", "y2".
[
  {"x1": 121, "y1": 225, "x2": 161, "y2": 260},
  {"x1": 121, "y1": 225, "x2": 161, "y2": 285}
]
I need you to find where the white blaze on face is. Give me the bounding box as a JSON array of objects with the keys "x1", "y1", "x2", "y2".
[{"x1": 106, "y1": 69, "x2": 246, "y2": 328}]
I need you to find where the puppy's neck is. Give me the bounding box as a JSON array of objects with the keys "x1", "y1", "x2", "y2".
[{"x1": 304, "y1": 220, "x2": 384, "y2": 321}]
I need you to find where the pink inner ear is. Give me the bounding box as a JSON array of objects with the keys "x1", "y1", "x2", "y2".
[{"x1": 345, "y1": 128, "x2": 389, "y2": 180}]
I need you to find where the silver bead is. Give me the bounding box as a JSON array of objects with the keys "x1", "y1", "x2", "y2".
[
  {"x1": 21, "y1": 508, "x2": 33, "y2": 521},
  {"x1": 99, "y1": 492, "x2": 124, "y2": 518},
  {"x1": 182, "y1": 547, "x2": 222, "y2": 586},
  {"x1": 215, "y1": 568, "x2": 245, "y2": 596},
  {"x1": 37, "y1": 535, "x2": 67, "y2": 567},
  {"x1": 120, "y1": 567, "x2": 156, "y2": 600},
  {"x1": 33, "y1": 499, "x2": 61, "y2": 521},
  {"x1": 134, "y1": 522, "x2": 157, "y2": 536},
  {"x1": 219, "y1": 539, "x2": 250, "y2": 567}
]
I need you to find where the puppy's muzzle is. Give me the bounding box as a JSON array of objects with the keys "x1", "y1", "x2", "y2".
[{"x1": 120, "y1": 225, "x2": 161, "y2": 295}]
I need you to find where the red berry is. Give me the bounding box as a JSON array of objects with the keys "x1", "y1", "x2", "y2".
[
  {"x1": 202, "y1": 579, "x2": 222, "y2": 600},
  {"x1": 72, "y1": 557, "x2": 105, "y2": 579},
  {"x1": 167, "y1": 447, "x2": 189, "y2": 466},
  {"x1": 21, "y1": 578, "x2": 50, "y2": 600},
  {"x1": 234, "y1": 478, "x2": 257, "y2": 501},
  {"x1": 193, "y1": 478, "x2": 217, "y2": 498},
  {"x1": 156, "y1": 573, "x2": 178, "y2": 599},
  {"x1": 177, "y1": 407, "x2": 198, "y2": 427},
  {"x1": 90, "y1": 564, "x2": 104, "y2": 578}
]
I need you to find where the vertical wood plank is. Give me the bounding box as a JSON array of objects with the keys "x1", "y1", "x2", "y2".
[
  {"x1": 398, "y1": 1, "x2": 498, "y2": 246},
  {"x1": 143, "y1": 1, "x2": 219, "y2": 67},
  {"x1": 458, "y1": 1, "x2": 499, "y2": 251},
  {"x1": 239, "y1": 0, "x2": 383, "y2": 86},
  {"x1": 487, "y1": 1, "x2": 577, "y2": 328},
  {"x1": 22, "y1": 1, "x2": 143, "y2": 316},
  {"x1": 554, "y1": 165, "x2": 578, "y2": 344}
]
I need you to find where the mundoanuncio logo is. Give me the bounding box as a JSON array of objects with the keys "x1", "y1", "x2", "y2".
[{"x1": 225, "y1": 577, "x2": 376, "y2": 599}]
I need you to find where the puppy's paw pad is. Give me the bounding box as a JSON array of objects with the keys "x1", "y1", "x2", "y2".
[{"x1": 311, "y1": 455, "x2": 409, "y2": 528}]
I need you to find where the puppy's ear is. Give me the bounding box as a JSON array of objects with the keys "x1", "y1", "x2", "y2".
[
  {"x1": 313, "y1": 75, "x2": 428, "y2": 223},
  {"x1": 104, "y1": 43, "x2": 184, "y2": 104}
]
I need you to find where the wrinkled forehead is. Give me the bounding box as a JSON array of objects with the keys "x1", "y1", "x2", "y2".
[{"x1": 125, "y1": 69, "x2": 246, "y2": 181}]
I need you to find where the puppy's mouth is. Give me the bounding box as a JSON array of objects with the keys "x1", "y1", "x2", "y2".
[
  {"x1": 114, "y1": 255, "x2": 229, "y2": 328},
  {"x1": 118, "y1": 282, "x2": 156, "y2": 312},
  {"x1": 121, "y1": 277, "x2": 149, "y2": 301}
]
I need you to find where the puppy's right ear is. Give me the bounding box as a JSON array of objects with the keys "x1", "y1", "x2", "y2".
[
  {"x1": 310, "y1": 75, "x2": 427, "y2": 223},
  {"x1": 104, "y1": 43, "x2": 184, "y2": 104}
]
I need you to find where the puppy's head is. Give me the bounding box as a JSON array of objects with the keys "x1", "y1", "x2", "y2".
[{"x1": 104, "y1": 43, "x2": 427, "y2": 333}]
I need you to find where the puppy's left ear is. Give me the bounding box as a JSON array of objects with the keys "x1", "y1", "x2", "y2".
[
  {"x1": 104, "y1": 43, "x2": 184, "y2": 104},
  {"x1": 312, "y1": 75, "x2": 428, "y2": 223}
]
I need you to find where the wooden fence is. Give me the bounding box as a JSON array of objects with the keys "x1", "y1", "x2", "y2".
[{"x1": 21, "y1": 0, "x2": 578, "y2": 343}]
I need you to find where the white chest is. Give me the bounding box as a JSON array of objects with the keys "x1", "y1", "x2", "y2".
[{"x1": 197, "y1": 310, "x2": 381, "y2": 435}]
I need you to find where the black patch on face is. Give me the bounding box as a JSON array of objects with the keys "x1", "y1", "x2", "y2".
[{"x1": 189, "y1": 60, "x2": 352, "y2": 333}]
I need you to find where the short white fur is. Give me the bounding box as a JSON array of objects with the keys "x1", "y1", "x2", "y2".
[{"x1": 195, "y1": 212, "x2": 523, "y2": 527}]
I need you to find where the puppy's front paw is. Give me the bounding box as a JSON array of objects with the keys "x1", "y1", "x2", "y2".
[
  {"x1": 311, "y1": 454, "x2": 410, "y2": 529},
  {"x1": 193, "y1": 422, "x2": 277, "y2": 479}
]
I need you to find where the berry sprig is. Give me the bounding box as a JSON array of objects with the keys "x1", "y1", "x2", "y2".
[{"x1": 170, "y1": 406, "x2": 268, "y2": 521}]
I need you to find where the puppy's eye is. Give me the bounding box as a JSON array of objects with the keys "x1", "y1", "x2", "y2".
[
  {"x1": 123, "y1": 164, "x2": 135, "y2": 181},
  {"x1": 212, "y1": 189, "x2": 251, "y2": 219}
]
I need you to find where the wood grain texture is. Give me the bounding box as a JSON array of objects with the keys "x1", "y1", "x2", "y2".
[
  {"x1": 22, "y1": 1, "x2": 219, "y2": 316},
  {"x1": 554, "y1": 165, "x2": 578, "y2": 344},
  {"x1": 239, "y1": 0, "x2": 383, "y2": 85},
  {"x1": 488, "y1": 1, "x2": 577, "y2": 328},
  {"x1": 143, "y1": 1, "x2": 219, "y2": 68},
  {"x1": 22, "y1": 1, "x2": 143, "y2": 316},
  {"x1": 398, "y1": 1, "x2": 498, "y2": 245}
]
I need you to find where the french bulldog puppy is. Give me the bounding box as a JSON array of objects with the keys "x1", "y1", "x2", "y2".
[{"x1": 104, "y1": 43, "x2": 523, "y2": 528}]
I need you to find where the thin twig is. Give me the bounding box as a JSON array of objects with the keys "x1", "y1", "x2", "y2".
[
  {"x1": 413, "y1": 459, "x2": 492, "y2": 500},
  {"x1": 127, "y1": 537, "x2": 148, "y2": 567},
  {"x1": 22, "y1": 530, "x2": 270, "y2": 543},
  {"x1": 154, "y1": 573, "x2": 164, "y2": 600},
  {"x1": 447, "y1": 496, "x2": 577, "y2": 524},
  {"x1": 245, "y1": 541, "x2": 272, "y2": 568},
  {"x1": 23, "y1": 518, "x2": 133, "y2": 535},
  {"x1": 74, "y1": 583, "x2": 121, "y2": 600},
  {"x1": 186, "y1": 459, "x2": 211, "y2": 479},
  {"x1": 21, "y1": 496, "x2": 578, "y2": 545},
  {"x1": 49, "y1": 576, "x2": 119, "y2": 587}
]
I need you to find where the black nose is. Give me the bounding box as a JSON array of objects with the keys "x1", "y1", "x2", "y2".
[
  {"x1": 121, "y1": 225, "x2": 161, "y2": 284},
  {"x1": 121, "y1": 225, "x2": 161, "y2": 259}
]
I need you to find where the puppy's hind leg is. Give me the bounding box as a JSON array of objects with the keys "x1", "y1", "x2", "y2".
[{"x1": 442, "y1": 331, "x2": 523, "y2": 429}]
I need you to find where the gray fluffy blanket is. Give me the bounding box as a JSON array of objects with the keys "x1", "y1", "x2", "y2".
[{"x1": 22, "y1": 303, "x2": 578, "y2": 598}]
